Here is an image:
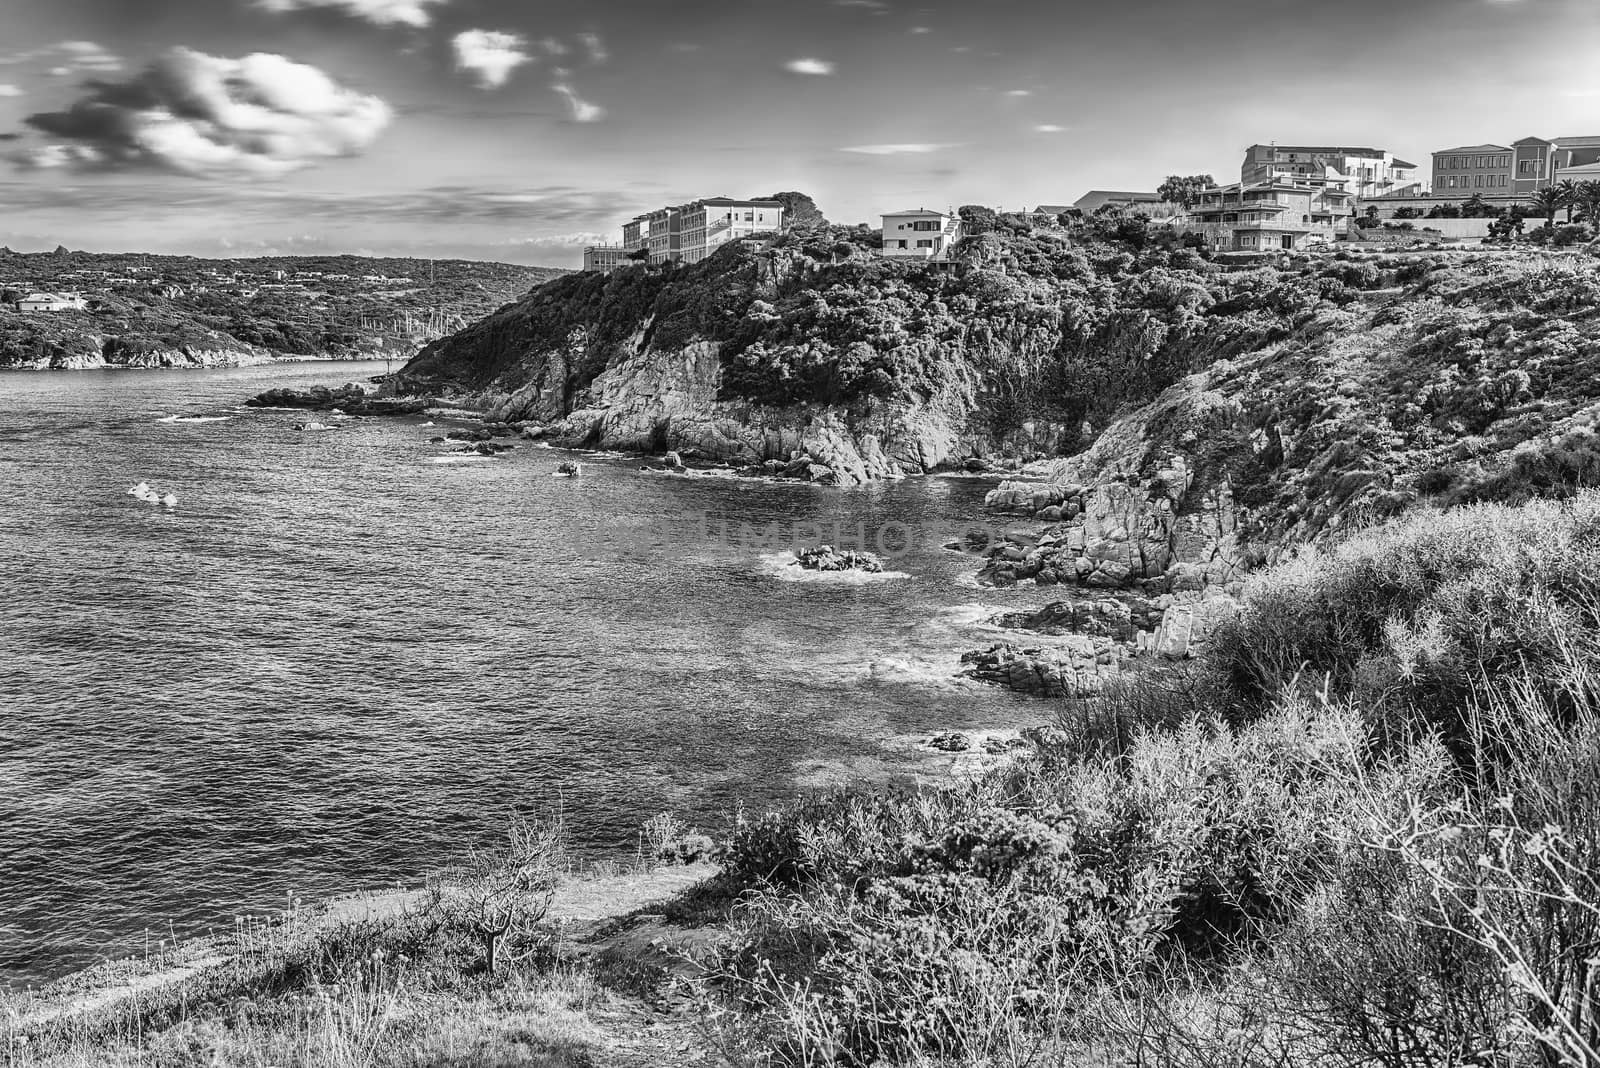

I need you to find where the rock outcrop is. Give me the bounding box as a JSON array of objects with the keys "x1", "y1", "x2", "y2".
[
  {"x1": 960, "y1": 640, "x2": 1124, "y2": 698},
  {"x1": 246, "y1": 384, "x2": 432, "y2": 417},
  {"x1": 793, "y1": 545, "x2": 884, "y2": 573}
]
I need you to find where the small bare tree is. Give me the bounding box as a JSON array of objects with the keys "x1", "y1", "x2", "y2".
[{"x1": 427, "y1": 814, "x2": 564, "y2": 973}]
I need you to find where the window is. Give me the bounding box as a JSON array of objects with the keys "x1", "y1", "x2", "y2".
[
  {"x1": 743, "y1": 212, "x2": 754, "y2": 221},
  {"x1": 1500, "y1": 175, "x2": 1508, "y2": 187},
  {"x1": 917, "y1": 239, "x2": 934, "y2": 248},
  {"x1": 1520, "y1": 160, "x2": 1535, "y2": 176},
  {"x1": 1476, "y1": 175, "x2": 1484, "y2": 188},
  {"x1": 896, "y1": 240, "x2": 907, "y2": 248}
]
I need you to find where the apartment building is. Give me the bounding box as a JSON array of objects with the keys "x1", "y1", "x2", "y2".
[
  {"x1": 1188, "y1": 181, "x2": 1352, "y2": 252},
  {"x1": 879, "y1": 208, "x2": 962, "y2": 260},
  {"x1": 588, "y1": 197, "x2": 785, "y2": 271},
  {"x1": 1432, "y1": 134, "x2": 1600, "y2": 199},
  {"x1": 1432, "y1": 145, "x2": 1513, "y2": 194},
  {"x1": 675, "y1": 198, "x2": 785, "y2": 264},
  {"x1": 1242, "y1": 145, "x2": 1423, "y2": 198}
]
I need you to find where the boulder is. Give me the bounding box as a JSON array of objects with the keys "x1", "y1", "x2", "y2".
[{"x1": 793, "y1": 545, "x2": 884, "y2": 573}]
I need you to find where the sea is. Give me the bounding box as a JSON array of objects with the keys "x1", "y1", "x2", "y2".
[{"x1": 0, "y1": 360, "x2": 1061, "y2": 986}]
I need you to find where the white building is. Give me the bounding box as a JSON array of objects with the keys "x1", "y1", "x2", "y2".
[
  {"x1": 16, "y1": 291, "x2": 87, "y2": 312},
  {"x1": 606, "y1": 198, "x2": 785, "y2": 268},
  {"x1": 1242, "y1": 145, "x2": 1426, "y2": 198},
  {"x1": 879, "y1": 208, "x2": 963, "y2": 261},
  {"x1": 675, "y1": 198, "x2": 784, "y2": 264}
]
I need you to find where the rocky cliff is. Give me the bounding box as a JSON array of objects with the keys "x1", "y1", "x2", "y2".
[
  {"x1": 959, "y1": 252, "x2": 1600, "y2": 679},
  {"x1": 395, "y1": 216, "x2": 1291, "y2": 485}
]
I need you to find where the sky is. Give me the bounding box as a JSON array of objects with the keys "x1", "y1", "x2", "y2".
[{"x1": 0, "y1": 0, "x2": 1596, "y2": 266}]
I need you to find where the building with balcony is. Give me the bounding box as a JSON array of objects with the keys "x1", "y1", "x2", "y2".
[
  {"x1": 1242, "y1": 145, "x2": 1423, "y2": 198},
  {"x1": 591, "y1": 198, "x2": 785, "y2": 270},
  {"x1": 675, "y1": 198, "x2": 785, "y2": 264},
  {"x1": 1187, "y1": 181, "x2": 1353, "y2": 251},
  {"x1": 879, "y1": 208, "x2": 962, "y2": 261}
]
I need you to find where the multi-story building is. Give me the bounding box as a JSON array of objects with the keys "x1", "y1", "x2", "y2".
[
  {"x1": 587, "y1": 197, "x2": 785, "y2": 272},
  {"x1": 622, "y1": 215, "x2": 649, "y2": 253},
  {"x1": 646, "y1": 208, "x2": 675, "y2": 264},
  {"x1": 1188, "y1": 181, "x2": 1352, "y2": 252},
  {"x1": 1242, "y1": 145, "x2": 1423, "y2": 198},
  {"x1": 878, "y1": 208, "x2": 962, "y2": 260},
  {"x1": 675, "y1": 198, "x2": 784, "y2": 264},
  {"x1": 1432, "y1": 145, "x2": 1513, "y2": 195}
]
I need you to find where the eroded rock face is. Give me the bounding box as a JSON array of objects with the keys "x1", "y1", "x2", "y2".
[{"x1": 980, "y1": 456, "x2": 1247, "y2": 595}]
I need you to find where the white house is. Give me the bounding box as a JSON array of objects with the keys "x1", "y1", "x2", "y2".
[
  {"x1": 16, "y1": 291, "x2": 87, "y2": 312},
  {"x1": 879, "y1": 208, "x2": 962, "y2": 261}
]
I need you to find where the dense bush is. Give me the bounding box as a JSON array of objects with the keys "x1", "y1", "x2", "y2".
[{"x1": 709, "y1": 496, "x2": 1600, "y2": 1065}]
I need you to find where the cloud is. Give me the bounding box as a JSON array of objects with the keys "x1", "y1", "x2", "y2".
[
  {"x1": 13, "y1": 47, "x2": 392, "y2": 178},
  {"x1": 840, "y1": 142, "x2": 957, "y2": 155},
  {"x1": 0, "y1": 85, "x2": 22, "y2": 97},
  {"x1": 452, "y1": 30, "x2": 531, "y2": 89},
  {"x1": 1004, "y1": 89, "x2": 1032, "y2": 97},
  {"x1": 578, "y1": 32, "x2": 609, "y2": 64},
  {"x1": 550, "y1": 71, "x2": 604, "y2": 122},
  {"x1": 1, "y1": 40, "x2": 123, "y2": 75},
  {"x1": 785, "y1": 57, "x2": 835, "y2": 76},
  {"x1": 910, "y1": 25, "x2": 932, "y2": 34},
  {"x1": 834, "y1": 0, "x2": 889, "y2": 10},
  {"x1": 253, "y1": 0, "x2": 449, "y2": 27},
  {"x1": 1034, "y1": 123, "x2": 1065, "y2": 133}
]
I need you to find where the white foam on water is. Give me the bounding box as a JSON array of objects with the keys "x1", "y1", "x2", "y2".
[
  {"x1": 428, "y1": 455, "x2": 492, "y2": 464},
  {"x1": 156, "y1": 415, "x2": 231, "y2": 424},
  {"x1": 865, "y1": 655, "x2": 969, "y2": 689},
  {"x1": 754, "y1": 551, "x2": 912, "y2": 584}
]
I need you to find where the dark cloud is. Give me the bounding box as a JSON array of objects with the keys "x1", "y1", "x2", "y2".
[{"x1": 13, "y1": 47, "x2": 391, "y2": 177}]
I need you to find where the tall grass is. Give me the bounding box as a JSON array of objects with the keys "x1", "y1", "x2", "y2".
[{"x1": 706, "y1": 493, "x2": 1600, "y2": 1066}]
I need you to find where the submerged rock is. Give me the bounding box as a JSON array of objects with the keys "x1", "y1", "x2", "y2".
[{"x1": 556, "y1": 461, "x2": 582, "y2": 477}]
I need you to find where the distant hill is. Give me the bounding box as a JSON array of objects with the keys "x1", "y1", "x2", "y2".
[{"x1": 0, "y1": 251, "x2": 567, "y2": 370}]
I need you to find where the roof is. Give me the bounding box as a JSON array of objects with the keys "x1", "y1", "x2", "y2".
[
  {"x1": 1513, "y1": 136, "x2": 1553, "y2": 146},
  {"x1": 1077, "y1": 190, "x2": 1161, "y2": 201},
  {"x1": 1248, "y1": 144, "x2": 1388, "y2": 158},
  {"x1": 1433, "y1": 144, "x2": 1512, "y2": 155},
  {"x1": 693, "y1": 197, "x2": 785, "y2": 207},
  {"x1": 1555, "y1": 161, "x2": 1600, "y2": 176},
  {"x1": 19, "y1": 291, "x2": 78, "y2": 302},
  {"x1": 882, "y1": 207, "x2": 950, "y2": 216},
  {"x1": 1033, "y1": 205, "x2": 1073, "y2": 214},
  {"x1": 1391, "y1": 158, "x2": 1418, "y2": 169},
  {"x1": 1555, "y1": 135, "x2": 1600, "y2": 148}
]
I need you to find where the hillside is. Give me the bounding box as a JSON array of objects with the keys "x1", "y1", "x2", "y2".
[{"x1": 0, "y1": 250, "x2": 564, "y2": 370}]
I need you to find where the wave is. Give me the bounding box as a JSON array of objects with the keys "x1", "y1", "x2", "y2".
[
  {"x1": 754, "y1": 551, "x2": 911, "y2": 584},
  {"x1": 427, "y1": 455, "x2": 493, "y2": 464},
  {"x1": 157, "y1": 415, "x2": 232, "y2": 424}
]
